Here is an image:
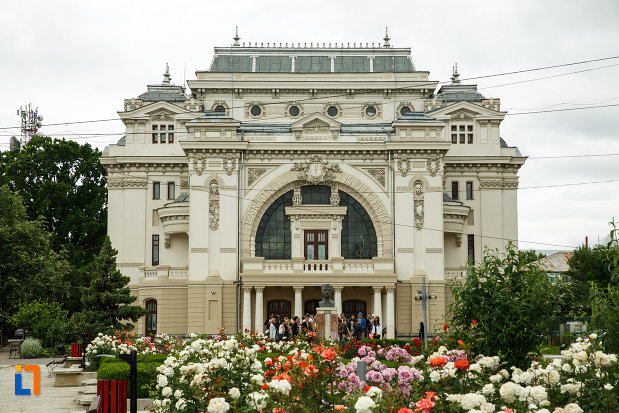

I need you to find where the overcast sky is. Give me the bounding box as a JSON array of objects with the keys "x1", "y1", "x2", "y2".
[{"x1": 1, "y1": 0, "x2": 618, "y2": 251}]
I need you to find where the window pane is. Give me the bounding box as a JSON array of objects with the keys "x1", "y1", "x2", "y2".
[
  {"x1": 459, "y1": 134, "x2": 465, "y2": 143},
  {"x1": 307, "y1": 245, "x2": 314, "y2": 260},
  {"x1": 451, "y1": 134, "x2": 457, "y2": 144},
  {"x1": 152, "y1": 125, "x2": 158, "y2": 131},
  {"x1": 160, "y1": 133, "x2": 166, "y2": 143},
  {"x1": 468, "y1": 134, "x2": 473, "y2": 144},
  {"x1": 168, "y1": 133, "x2": 174, "y2": 143},
  {"x1": 168, "y1": 125, "x2": 174, "y2": 131},
  {"x1": 339, "y1": 191, "x2": 377, "y2": 259},
  {"x1": 459, "y1": 125, "x2": 465, "y2": 131},
  {"x1": 467, "y1": 125, "x2": 473, "y2": 131},
  {"x1": 152, "y1": 133, "x2": 157, "y2": 143},
  {"x1": 153, "y1": 182, "x2": 160, "y2": 199},
  {"x1": 318, "y1": 245, "x2": 326, "y2": 260},
  {"x1": 255, "y1": 191, "x2": 293, "y2": 259}
]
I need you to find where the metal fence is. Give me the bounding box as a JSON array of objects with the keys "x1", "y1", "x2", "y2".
[{"x1": 545, "y1": 316, "x2": 590, "y2": 346}]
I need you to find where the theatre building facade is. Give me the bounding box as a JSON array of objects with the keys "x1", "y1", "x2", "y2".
[{"x1": 101, "y1": 36, "x2": 525, "y2": 339}]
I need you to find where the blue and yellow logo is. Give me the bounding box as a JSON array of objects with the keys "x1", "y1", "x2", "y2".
[{"x1": 14, "y1": 365, "x2": 40, "y2": 396}]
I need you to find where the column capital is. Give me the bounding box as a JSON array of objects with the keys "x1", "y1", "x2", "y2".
[
  {"x1": 242, "y1": 286, "x2": 253, "y2": 293},
  {"x1": 254, "y1": 286, "x2": 265, "y2": 293},
  {"x1": 293, "y1": 286, "x2": 304, "y2": 293},
  {"x1": 333, "y1": 285, "x2": 344, "y2": 292},
  {"x1": 385, "y1": 286, "x2": 396, "y2": 293},
  {"x1": 372, "y1": 286, "x2": 384, "y2": 294}
]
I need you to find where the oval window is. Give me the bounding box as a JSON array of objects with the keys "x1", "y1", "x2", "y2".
[
  {"x1": 288, "y1": 105, "x2": 300, "y2": 117},
  {"x1": 400, "y1": 106, "x2": 412, "y2": 117},
  {"x1": 250, "y1": 105, "x2": 262, "y2": 117},
  {"x1": 327, "y1": 106, "x2": 339, "y2": 117},
  {"x1": 365, "y1": 106, "x2": 377, "y2": 118},
  {"x1": 214, "y1": 105, "x2": 226, "y2": 113}
]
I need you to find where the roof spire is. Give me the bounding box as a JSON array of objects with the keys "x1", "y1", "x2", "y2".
[
  {"x1": 233, "y1": 26, "x2": 240, "y2": 47},
  {"x1": 451, "y1": 63, "x2": 461, "y2": 84},
  {"x1": 383, "y1": 27, "x2": 391, "y2": 48},
  {"x1": 162, "y1": 63, "x2": 171, "y2": 85}
]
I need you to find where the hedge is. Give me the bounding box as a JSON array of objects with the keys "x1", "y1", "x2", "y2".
[{"x1": 97, "y1": 354, "x2": 166, "y2": 398}]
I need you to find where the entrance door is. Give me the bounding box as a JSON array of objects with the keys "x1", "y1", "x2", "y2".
[
  {"x1": 304, "y1": 299, "x2": 320, "y2": 316},
  {"x1": 145, "y1": 299, "x2": 157, "y2": 337},
  {"x1": 267, "y1": 300, "x2": 291, "y2": 319},
  {"x1": 343, "y1": 299, "x2": 367, "y2": 318},
  {"x1": 305, "y1": 230, "x2": 328, "y2": 260}
]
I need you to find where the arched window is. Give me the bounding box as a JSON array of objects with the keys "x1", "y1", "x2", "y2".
[
  {"x1": 343, "y1": 299, "x2": 367, "y2": 318},
  {"x1": 254, "y1": 185, "x2": 378, "y2": 260},
  {"x1": 267, "y1": 300, "x2": 291, "y2": 320},
  {"x1": 255, "y1": 191, "x2": 293, "y2": 259},
  {"x1": 145, "y1": 299, "x2": 157, "y2": 337},
  {"x1": 339, "y1": 191, "x2": 377, "y2": 259}
]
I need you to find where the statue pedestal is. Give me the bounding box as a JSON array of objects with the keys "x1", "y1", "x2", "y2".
[{"x1": 314, "y1": 307, "x2": 338, "y2": 342}]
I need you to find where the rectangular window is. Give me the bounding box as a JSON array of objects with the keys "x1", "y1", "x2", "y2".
[
  {"x1": 152, "y1": 125, "x2": 158, "y2": 131},
  {"x1": 304, "y1": 230, "x2": 328, "y2": 260},
  {"x1": 451, "y1": 134, "x2": 457, "y2": 144},
  {"x1": 168, "y1": 133, "x2": 174, "y2": 143},
  {"x1": 167, "y1": 182, "x2": 175, "y2": 200},
  {"x1": 466, "y1": 181, "x2": 473, "y2": 200},
  {"x1": 468, "y1": 134, "x2": 473, "y2": 144},
  {"x1": 451, "y1": 181, "x2": 459, "y2": 200},
  {"x1": 168, "y1": 125, "x2": 174, "y2": 131},
  {"x1": 153, "y1": 182, "x2": 160, "y2": 199},
  {"x1": 152, "y1": 133, "x2": 158, "y2": 143},
  {"x1": 152, "y1": 235, "x2": 160, "y2": 266},
  {"x1": 460, "y1": 134, "x2": 465, "y2": 144},
  {"x1": 159, "y1": 133, "x2": 166, "y2": 143},
  {"x1": 467, "y1": 234, "x2": 475, "y2": 263}
]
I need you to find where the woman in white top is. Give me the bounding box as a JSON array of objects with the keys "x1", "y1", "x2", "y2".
[
  {"x1": 268, "y1": 319, "x2": 277, "y2": 340},
  {"x1": 371, "y1": 316, "x2": 383, "y2": 339}
]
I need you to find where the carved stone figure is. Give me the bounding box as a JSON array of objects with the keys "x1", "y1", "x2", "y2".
[
  {"x1": 209, "y1": 181, "x2": 220, "y2": 230},
  {"x1": 319, "y1": 284, "x2": 336, "y2": 308},
  {"x1": 413, "y1": 180, "x2": 424, "y2": 230}
]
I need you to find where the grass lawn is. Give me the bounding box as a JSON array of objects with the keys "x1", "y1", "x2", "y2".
[{"x1": 540, "y1": 345, "x2": 561, "y2": 355}]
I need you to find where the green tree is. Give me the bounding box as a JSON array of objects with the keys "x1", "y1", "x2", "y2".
[
  {"x1": 9, "y1": 301, "x2": 68, "y2": 348},
  {"x1": 0, "y1": 185, "x2": 70, "y2": 329},
  {"x1": 0, "y1": 136, "x2": 107, "y2": 268},
  {"x1": 72, "y1": 236, "x2": 146, "y2": 340},
  {"x1": 448, "y1": 243, "x2": 557, "y2": 368},
  {"x1": 565, "y1": 244, "x2": 613, "y2": 315}
]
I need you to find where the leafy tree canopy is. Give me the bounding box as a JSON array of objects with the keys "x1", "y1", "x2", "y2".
[
  {"x1": 448, "y1": 243, "x2": 558, "y2": 368},
  {"x1": 0, "y1": 185, "x2": 71, "y2": 325},
  {"x1": 0, "y1": 136, "x2": 107, "y2": 268},
  {"x1": 72, "y1": 236, "x2": 146, "y2": 340}
]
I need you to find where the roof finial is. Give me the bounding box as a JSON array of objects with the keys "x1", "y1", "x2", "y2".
[
  {"x1": 451, "y1": 63, "x2": 461, "y2": 84},
  {"x1": 162, "y1": 63, "x2": 171, "y2": 85},
  {"x1": 383, "y1": 27, "x2": 391, "y2": 48},
  {"x1": 233, "y1": 26, "x2": 240, "y2": 47}
]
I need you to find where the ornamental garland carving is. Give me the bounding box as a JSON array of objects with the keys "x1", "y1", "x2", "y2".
[
  {"x1": 367, "y1": 168, "x2": 386, "y2": 186},
  {"x1": 209, "y1": 181, "x2": 220, "y2": 231},
  {"x1": 426, "y1": 154, "x2": 442, "y2": 177},
  {"x1": 396, "y1": 157, "x2": 410, "y2": 177},
  {"x1": 291, "y1": 155, "x2": 341, "y2": 184},
  {"x1": 413, "y1": 180, "x2": 424, "y2": 230},
  {"x1": 223, "y1": 153, "x2": 237, "y2": 176},
  {"x1": 191, "y1": 154, "x2": 207, "y2": 176},
  {"x1": 247, "y1": 168, "x2": 267, "y2": 187},
  {"x1": 107, "y1": 178, "x2": 148, "y2": 189}
]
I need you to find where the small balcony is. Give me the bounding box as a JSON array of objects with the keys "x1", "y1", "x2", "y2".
[{"x1": 140, "y1": 265, "x2": 188, "y2": 280}]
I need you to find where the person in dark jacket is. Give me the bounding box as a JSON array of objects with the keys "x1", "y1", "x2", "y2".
[
  {"x1": 291, "y1": 316, "x2": 300, "y2": 338},
  {"x1": 353, "y1": 319, "x2": 364, "y2": 340}
]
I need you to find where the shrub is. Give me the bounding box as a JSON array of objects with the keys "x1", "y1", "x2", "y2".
[
  {"x1": 97, "y1": 354, "x2": 165, "y2": 398},
  {"x1": 9, "y1": 300, "x2": 68, "y2": 348},
  {"x1": 448, "y1": 243, "x2": 557, "y2": 368},
  {"x1": 20, "y1": 337, "x2": 43, "y2": 358}
]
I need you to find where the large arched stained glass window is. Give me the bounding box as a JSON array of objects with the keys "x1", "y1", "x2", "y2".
[
  {"x1": 255, "y1": 190, "x2": 293, "y2": 259},
  {"x1": 339, "y1": 191, "x2": 377, "y2": 259},
  {"x1": 254, "y1": 185, "x2": 377, "y2": 260}
]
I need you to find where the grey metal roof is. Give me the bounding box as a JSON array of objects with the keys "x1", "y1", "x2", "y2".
[
  {"x1": 396, "y1": 112, "x2": 440, "y2": 123},
  {"x1": 340, "y1": 123, "x2": 393, "y2": 134},
  {"x1": 210, "y1": 53, "x2": 415, "y2": 73},
  {"x1": 117, "y1": 135, "x2": 126, "y2": 146},
  {"x1": 173, "y1": 193, "x2": 189, "y2": 203},
  {"x1": 185, "y1": 112, "x2": 236, "y2": 123},
  {"x1": 443, "y1": 193, "x2": 463, "y2": 204},
  {"x1": 239, "y1": 123, "x2": 292, "y2": 134},
  {"x1": 432, "y1": 84, "x2": 486, "y2": 103},
  {"x1": 500, "y1": 138, "x2": 523, "y2": 156},
  {"x1": 138, "y1": 85, "x2": 187, "y2": 102}
]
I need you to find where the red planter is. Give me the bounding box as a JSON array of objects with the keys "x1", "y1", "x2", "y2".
[
  {"x1": 70, "y1": 343, "x2": 83, "y2": 358},
  {"x1": 97, "y1": 379, "x2": 127, "y2": 413}
]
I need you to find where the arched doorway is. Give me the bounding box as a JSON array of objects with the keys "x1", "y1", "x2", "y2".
[
  {"x1": 267, "y1": 299, "x2": 291, "y2": 320},
  {"x1": 343, "y1": 299, "x2": 367, "y2": 318},
  {"x1": 304, "y1": 299, "x2": 320, "y2": 316},
  {"x1": 145, "y1": 299, "x2": 157, "y2": 337}
]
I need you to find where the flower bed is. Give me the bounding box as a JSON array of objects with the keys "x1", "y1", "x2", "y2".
[{"x1": 86, "y1": 332, "x2": 618, "y2": 412}]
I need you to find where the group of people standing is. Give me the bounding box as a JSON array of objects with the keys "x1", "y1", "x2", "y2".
[
  {"x1": 265, "y1": 313, "x2": 315, "y2": 341},
  {"x1": 338, "y1": 312, "x2": 383, "y2": 341}
]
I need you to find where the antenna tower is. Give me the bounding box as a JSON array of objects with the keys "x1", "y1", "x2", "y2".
[{"x1": 17, "y1": 103, "x2": 43, "y2": 146}]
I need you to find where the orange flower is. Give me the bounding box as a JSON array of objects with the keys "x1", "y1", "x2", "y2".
[
  {"x1": 457, "y1": 340, "x2": 464, "y2": 345},
  {"x1": 424, "y1": 392, "x2": 437, "y2": 400},
  {"x1": 472, "y1": 319, "x2": 478, "y2": 326},
  {"x1": 304, "y1": 365, "x2": 318, "y2": 377},
  {"x1": 415, "y1": 397, "x2": 435, "y2": 413},
  {"x1": 454, "y1": 359, "x2": 470, "y2": 370},
  {"x1": 307, "y1": 354, "x2": 313, "y2": 361},
  {"x1": 428, "y1": 356, "x2": 447, "y2": 368},
  {"x1": 321, "y1": 348, "x2": 336, "y2": 361},
  {"x1": 299, "y1": 360, "x2": 307, "y2": 368},
  {"x1": 398, "y1": 409, "x2": 414, "y2": 413},
  {"x1": 334, "y1": 406, "x2": 346, "y2": 411}
]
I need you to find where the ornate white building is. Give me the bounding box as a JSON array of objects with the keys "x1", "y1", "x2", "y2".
[{"x1": 101, "y1": 34, "x2": 525, "y2": 338}]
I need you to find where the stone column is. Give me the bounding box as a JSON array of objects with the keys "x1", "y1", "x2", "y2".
[
  {"x1": 242, "y1": 287, "x2": 252, "y2": 334},
  {"x1": 254, "y1": 287, "x2": 264, "y2": 334},
  {"x1": 334, "y1": 286, "x2": 343, "y2": 314},
  {"x1": 373, "y1": 287, "x2": 383, "y2": 318},
  {"x1": 294, "y1": 287, "x2": 304, "y2": 318},
  {"x1": 386, "y1": 287, "x2": 396, "y2": 339}
]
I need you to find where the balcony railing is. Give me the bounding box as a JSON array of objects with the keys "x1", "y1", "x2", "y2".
[
  {"x1": 242, "y1": 257, "x2": 396, "y2": 275},
  {"x1": 141, "y1": 266, "x2": 188, "y2": 279}
]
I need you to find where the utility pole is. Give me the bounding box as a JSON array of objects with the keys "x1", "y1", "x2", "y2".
[{"x1": 17, "y1": 103, "x2": 43, "y2": 147}]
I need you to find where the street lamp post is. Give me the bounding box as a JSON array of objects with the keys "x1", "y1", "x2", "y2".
[{"x1": 414, "y1": 277, "x2": 437, "y2": 349}]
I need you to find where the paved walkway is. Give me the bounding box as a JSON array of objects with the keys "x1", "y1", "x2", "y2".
[{"x1": 0, "y1": 341, "x2": 79, "y2": 413}]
